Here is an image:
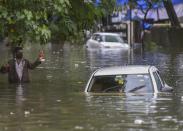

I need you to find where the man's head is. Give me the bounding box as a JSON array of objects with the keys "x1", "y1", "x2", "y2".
[{"x1": 14, "y1": 47, "x2": 23, "y2": 59}]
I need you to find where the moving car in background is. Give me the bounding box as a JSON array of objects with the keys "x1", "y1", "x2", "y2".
[
  {"x1": 85, "y1": 65, "x2": 173, "y2": 93},
  {"x1": 86, "y1": 32, "x2": 129, "y2": 49}
]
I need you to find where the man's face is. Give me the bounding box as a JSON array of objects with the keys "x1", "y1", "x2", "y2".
[{"x1": 16, "y1": 50, "x2": 23, "y2": 59}]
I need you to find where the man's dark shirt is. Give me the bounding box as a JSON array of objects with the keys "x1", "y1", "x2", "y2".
[{"x1": 0, "y1": 58, "x2": 41, "y2": 83}]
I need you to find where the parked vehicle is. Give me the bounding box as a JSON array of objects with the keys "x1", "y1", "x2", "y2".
[
  {"x1": 86, "y1": 32, "x2": 129, "y2": 49},
  {"x1": 85, "y1": 65, "x2": 173, "y2": 93}
]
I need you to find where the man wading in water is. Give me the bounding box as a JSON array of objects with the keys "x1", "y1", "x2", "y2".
[{"x1": 0, "y1": 47, "x2": 44, "y2": 83}]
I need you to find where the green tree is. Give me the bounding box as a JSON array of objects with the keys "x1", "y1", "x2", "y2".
[
  {"x1": 98, "y1": 0, "x2": 116, "y2": 15},
  {"x1": 0, "y1": 0, "x2": 71, "y2": 46},
  {"x1": 97, "y1": 0, "x2": 116, "y2": 25},
  {"x1": 51, "y1": 0, "x2": 101, "y2": 42},
  {"x1": 0, "y1": 0, "x2": 112, "y2": 45}
]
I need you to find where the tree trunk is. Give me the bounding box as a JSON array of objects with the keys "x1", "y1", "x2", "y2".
[{"x1": 163, "y1": 0, "x2": 181, "y2": 27}]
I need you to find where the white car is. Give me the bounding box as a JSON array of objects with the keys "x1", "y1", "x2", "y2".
[
  {"x1": 85, "y1": 65, "x2": 173, "y2": 93},
  {"x1": 86, "y1": 32, "x2": 129, "y2": 49}
]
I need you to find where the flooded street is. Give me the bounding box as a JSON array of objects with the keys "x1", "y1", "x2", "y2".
[{"x1": 0, "y1": 43, "x2": 183, "y2": 131}]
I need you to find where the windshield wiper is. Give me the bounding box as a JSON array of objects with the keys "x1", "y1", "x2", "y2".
[{"x1": 128, "y1": 85, "x2": 145, "y2": 93}]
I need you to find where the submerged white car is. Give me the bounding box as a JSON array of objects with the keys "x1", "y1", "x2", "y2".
[
  {"x1": 85, "y1": 66, "x2": 173, "y2": 93},
  {"x1": 86, "y1": 32, "x2": 129, "y2": 49}
]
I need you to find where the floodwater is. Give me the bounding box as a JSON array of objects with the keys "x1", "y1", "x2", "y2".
[{"x1": 0, "y1": 42, "x2": 183, "y2": 131}]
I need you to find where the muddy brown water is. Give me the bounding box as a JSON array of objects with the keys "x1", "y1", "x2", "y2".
[{"x1": 0, "y1": 43, "x2": 183, "y2": 131}]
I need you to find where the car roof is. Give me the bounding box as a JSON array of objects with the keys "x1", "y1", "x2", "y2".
[
  {"x1": 93, "y1": 32, "x2": 119, "y2": 36},
  {"x1": 94, "y1": 65, "x2": 152, "y2": 76}
]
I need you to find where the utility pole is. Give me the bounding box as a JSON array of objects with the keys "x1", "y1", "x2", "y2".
[
  {"x1": 128, "y1": 0, "x2": 134, "y2": 64},
  {"x1": 128, "y1": 0, "x2": 134, "y2": 48}
]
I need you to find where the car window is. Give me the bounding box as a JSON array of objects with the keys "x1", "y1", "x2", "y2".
[
  {"x1": 91, "y1": 35, "x2": 96, "y2": 40},
  {"x1": 157, "y1": 71, "x2": 165, "y2": 85},
  {"x1": 105, "y1": 35, "x2": 119, "y2": 42},
  {"x1": 89, "y1": 74, "x2": 153, "y2": 93},
  {"x1": 104, "y1": 35, "x2": 124, "y2": 43},
  {"x1": 153, "y1": 72, "x2": 163, "y2": 91},
  {"x1": 91, "y1": 34, "x2": 97, "y2": 40},
  {"x1": 92, "y1": 34, "x2": 102, "y2": 41}
]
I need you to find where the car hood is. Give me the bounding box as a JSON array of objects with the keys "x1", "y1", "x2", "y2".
[{"x1": 100, "y1": 42, "x2": 129, "y2": 48}]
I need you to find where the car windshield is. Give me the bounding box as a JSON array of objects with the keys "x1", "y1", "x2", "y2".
[
  {"x1": 89, "y1": 74, "x2": 153, "y2": 93},
  {"x1": 104, "y1": 35, "x2": 124, "y2": 43}
]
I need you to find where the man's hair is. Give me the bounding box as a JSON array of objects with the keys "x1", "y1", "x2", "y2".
[{"x1": 14, "y1": 46, "x2": 23, "y2": 53}]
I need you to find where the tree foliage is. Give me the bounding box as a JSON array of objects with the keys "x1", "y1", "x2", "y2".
[
  {"x1": 0, "y1": 0, "x2": 71, "y2": 45},
  {"x1": 0, "y1": 0, "x2": 180, "y2": 46},
  {"x1": 97, "y1": 0, "x2": 116, "y2": 15},
  {"x1": 0, "y1": 0, "x2": 117, "y2": 45}
]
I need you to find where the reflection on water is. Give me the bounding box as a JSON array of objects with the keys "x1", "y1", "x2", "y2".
[
  {"x1": 84, "y1": 92, "x2": 182, "y2": 130},
  {"x1": 86, "y1": 48, "x2": 129, "y2": 71},
  {"x1": 0, "y1": 43, "x2": 183, "y2": 130}
]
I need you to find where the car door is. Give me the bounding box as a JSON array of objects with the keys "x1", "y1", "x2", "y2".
[
  {"x1": 87, "y1": 35, "x2": 96, "y2": 48},
  {"x1": 87, "y1": 34, "x2": 100, "y2": 48}
]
